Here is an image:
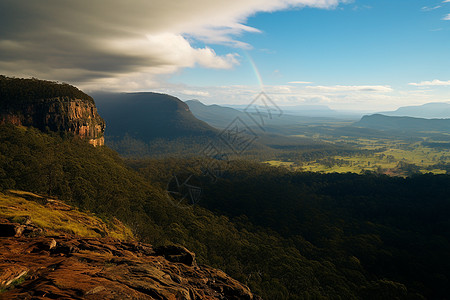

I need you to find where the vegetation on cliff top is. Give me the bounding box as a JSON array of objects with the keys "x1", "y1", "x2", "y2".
[{"x1": 0, "y1": 75, "x2": 94, "y2": 107}]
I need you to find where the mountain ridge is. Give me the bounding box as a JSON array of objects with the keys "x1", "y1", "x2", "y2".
[
  {"x1": 354, "y1": 113, "x2": 450, "y2": 133},
  {"x1": 94, "y1": 92, "x2": 217, "y2": 140},
  {"x1": 379, "y1": 102, "x2": 450, "y2": 119}
]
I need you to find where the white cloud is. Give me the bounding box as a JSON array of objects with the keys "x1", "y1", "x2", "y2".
[
  {"x1": 443, "y1": 13, "x2": 450, "y2": 20},
  {"x1": 181, "y1": 90, "x2": 211, "y2": 97},
  {"x1": 162, "y1": 83, "x2": 403, "y2": 111},
  {"x1": 409, "y1": 79, "x2": 450, "y2": 86},
  {"x1": 288, "y1": 81, "x2": 313, "y2": 84},
  {"x1": 0, "y1": 0, "x2": 346, "y2": 89},
  {"x1": 304, "y1": 85, "x2": 393, "y2": 92}
]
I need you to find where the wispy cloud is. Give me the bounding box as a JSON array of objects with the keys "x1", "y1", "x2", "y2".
[
  {"x1": 422, "y1": 5, "x2": 442, "y2": 11},
  {"x1": 288, "y1": 81, "x2": 313, "y2": 84},
  {"x1": 409, "y1": 79, "x2": 450, "y2": 86},
  {"x1": 305, "y1": 85, "x2": 393, "y2": 92},
  {"x1": 443, "y1": 13, "x2": 450, "y2": 20}
]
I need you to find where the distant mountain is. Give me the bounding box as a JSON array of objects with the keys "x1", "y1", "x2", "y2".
[
  {"x1": 379, "y1": 102, "x2": 450, "y2": 119},
  {"x1": 226, "y1": 103, "x2": 362, "y2": 119},
  {"x1": 185, "y1": 100, "x2": 254, "y2": 129},
  {"x1": 93, "y1": 93, "x2": 218, "y2": 141},
  {"x1": 185, "y1": 100, "x2": 353, "y2": 132},
  {"x1": 354, "y1": 114, "x2": 450, "y2": 133},
  {"x1": 227, "y1": 103, "x2": 335, "y2": 115},
  {"x1": 92, "y1": 96, "x2": 343, "y2": 157}
]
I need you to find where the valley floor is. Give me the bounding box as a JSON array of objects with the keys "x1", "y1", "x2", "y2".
[{"x1": 266, "y1": 135, "x2": 450, "y2": 176}]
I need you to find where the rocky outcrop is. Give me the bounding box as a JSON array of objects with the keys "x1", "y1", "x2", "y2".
[
  {"x1": 0, "y1": 76, "x2": 105, "y2": 146},
  {"x1": 0, "y1": 235, "x2": 255, "y2": 299},
  {"x1": 0, "y1": 191, "x2": 258, "y2": 299}
]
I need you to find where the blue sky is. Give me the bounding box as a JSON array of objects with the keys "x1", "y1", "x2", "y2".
[
  {"x1": 165, "y1": 0, "x2": 450, "y2": 110},
  {"x1": 1, "y1": 0, "x2": 450, "y2": 111}
]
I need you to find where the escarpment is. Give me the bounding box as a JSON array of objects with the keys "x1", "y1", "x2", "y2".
[{"x1": 0, "y1": 76, "x2": 105, "y2": 146}]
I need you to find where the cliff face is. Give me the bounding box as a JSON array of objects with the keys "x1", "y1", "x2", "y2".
[
  {"x1": 0, "y1": 97, "x2": 105, "y2": 146},
  {"x1": 0, "y1": 76, "x2": 105, "y2": 146}
]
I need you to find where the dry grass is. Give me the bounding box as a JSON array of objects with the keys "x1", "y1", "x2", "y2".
[{"x1": 0, "y1": 190, "x2": 134, "y2": 240}]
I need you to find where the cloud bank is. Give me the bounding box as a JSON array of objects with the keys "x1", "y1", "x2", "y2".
[
  {"x1": 0, "y1": 0, "x2": 345, "y2": 88},
  {"x1": 158, "y1": 83, "x2": 407, "y2": 111},
  {"x1": 409, "y1": 79, "x2": 450, "y2": 86}
]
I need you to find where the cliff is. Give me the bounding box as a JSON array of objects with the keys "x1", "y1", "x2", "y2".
[
  {"x1": 0, "y1": 190, "x2": 257, "y2": 299},
  {"x1": 0, "y1": 76, "x2": 105, "y2": 146}
]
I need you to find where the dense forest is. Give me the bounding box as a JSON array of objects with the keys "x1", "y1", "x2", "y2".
[{"x1": 1, "y1": 123, "x2": 449, "y2": 299}]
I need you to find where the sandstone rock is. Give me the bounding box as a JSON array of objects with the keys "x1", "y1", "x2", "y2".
[
  {"x1": 0, "y1": 223, "x2": 24, "y2": 237},
  {"x1": 48, "y1": 238, "x2": 57, "y2": 250},
  {"x1": 154, "y1": 245, "x2": 197, "y2": 266},
  {"x1": 0, "y1": 216, "x2": 44, "y2": 238},
  {"x1": 22, "y1": 224, "x2": 44, "y2": 237},
  {"x1": 0, "y1": 265, "x2": 28, "y2": 289},
  {"x1": 46, "y1": 199, "x2": 74, "y2": 211},
  {"x1": 0, "y1": 236, "x2": 256, "y2": 299},
  {"x1": 0, "y1": 97, "x2": 105, "y2": 146}
]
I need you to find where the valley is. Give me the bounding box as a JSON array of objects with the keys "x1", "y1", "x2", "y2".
[
  {"x1": 186, "y1": 100, "x2": 450, "y2": 176},
  {"x1": 1, "y1": 76, "x2": 449, "y2": 299},
  {"x1": 267, "y1": 135, "x2": 450, "y2": 175}
]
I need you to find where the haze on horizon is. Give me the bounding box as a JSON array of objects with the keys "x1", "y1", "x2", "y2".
[{"x1": 1, "y1": 0, "x2": 450, "y2": 111}]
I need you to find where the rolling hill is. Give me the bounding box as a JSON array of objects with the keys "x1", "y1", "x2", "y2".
[
  {"x1": 185, "y1": 99, "x2": 251, "y2": 129},
  {"x1": 354, "y1": 114, "x2": 450, "y2": 133}
]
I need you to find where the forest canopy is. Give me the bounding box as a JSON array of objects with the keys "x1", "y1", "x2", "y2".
[{"x1": 0, "y1": 75, "x2": 94, "y2": 107}]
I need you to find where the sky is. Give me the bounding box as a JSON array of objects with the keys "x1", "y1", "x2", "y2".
[{"x1": 1, "y1": 0, "x2": 450, "y2": 111}]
